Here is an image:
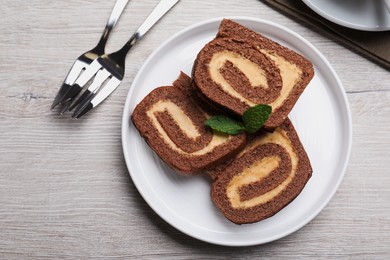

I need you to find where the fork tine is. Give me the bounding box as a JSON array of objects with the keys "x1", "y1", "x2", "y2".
[
  {"x1": 59, "y1": 100, "x2": 72, "y2": 115},
  {"x1": 59, "y1": 88, "x2": 84, "y2": 115},
  {"x1": 71, "y1": 93, "x2": 95, "y2": 119},
  {"x1": 67, "y1": 69, "x2": 111, "y2": 112},
  {"x1": 51, "y1": 83, "x2": 73, "y2": 110},
  {"x1": 51, "y1": 61, "x2": 86, "y2": 109},
  {"x1": 71, "y1": 59, "x2": 102, "y2": 90},
  {"x1": 72, "y1": 77, "x2": 121, "y2": 118},
  {"x1": 56, "y1": 60, "x2": 102, "y2": 110}
]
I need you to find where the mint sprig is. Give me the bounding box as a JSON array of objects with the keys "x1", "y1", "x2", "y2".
[
  {"x1": 204, "y1": 115, "x2": 245, "y2": 135},
  {"x1": 242, "y1": 104, "x2": 272, "y2": 133},
  {"x1": 204, "y1": 104, "x2": 272, "y2": 135}
]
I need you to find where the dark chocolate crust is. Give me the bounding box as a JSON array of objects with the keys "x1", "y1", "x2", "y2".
[
  {"x1": 193, "y1": 19, "x2": 314, "y2": 129},
  {"x1": 131, "y1": 72, "x2": 247, "y2": 174},
  {"x1": 210, "y1": 118, "x2": 312, "y2": 224}
]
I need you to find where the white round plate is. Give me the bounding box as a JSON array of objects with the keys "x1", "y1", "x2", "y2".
[
  {"x1": 302, "y1": 0, "x2": 390, "y2": 31},
  {"x1": 122, "y1": 17, "x2": 352, "y2": 246}
]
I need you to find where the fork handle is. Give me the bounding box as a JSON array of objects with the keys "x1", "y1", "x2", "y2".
[
  {"x1": 95, "y1": 0, "x2": 129, "y2": 54},
  {"x1": 119, "y1": 0, "x2": 180, "y2": 55},
  {"x1": 136, "y1": 0, "x2": 179, "y2": 38}
]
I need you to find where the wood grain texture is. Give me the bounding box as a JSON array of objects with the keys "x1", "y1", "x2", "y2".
[{"x1": 1, "y1": 0, "x2": 389, "y2": 258}]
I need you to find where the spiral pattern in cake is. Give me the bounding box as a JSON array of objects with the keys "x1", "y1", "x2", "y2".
[
  {"x1": 193, "y1": 19, "x2": 314, "y2": 129},
  {"x1": 210, "y1": 118, "x2": 312, "y2": 224},
  {"x1": 131, "y1": 72, "x2": 247, "y2": 174}
]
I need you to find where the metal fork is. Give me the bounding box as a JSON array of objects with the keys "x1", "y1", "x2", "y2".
[
  {"x1": 69, "y1": 0, "x2": 180, "y2": 119},
  {"x1": 51, "y1": 0, "x2": 129, "y2": 110}
]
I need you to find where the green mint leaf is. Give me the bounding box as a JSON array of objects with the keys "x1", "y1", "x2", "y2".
[
  {"x1": 242, "y1": 104, "x2": 272, "y2": 133},
  {"x1": 205, "y1": 115, "x2": 245, "y2": 135}
]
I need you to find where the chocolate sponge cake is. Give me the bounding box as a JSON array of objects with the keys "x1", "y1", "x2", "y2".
[
  {"x1": 131, "y1": 72, "x2": 247, "y2": 174},
  {"x1": 210, "y1": 118, "x2": 312, "y2": 224},
  {"x1": 193, "y1": 19, "x2": 314, "y2": 129}
]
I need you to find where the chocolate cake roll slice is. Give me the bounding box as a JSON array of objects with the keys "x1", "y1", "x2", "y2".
[
  {"x1": 193, "y1": 19, "x2": 314, "y2": 129},
  {"x1": 210, "y1": 118, "x2": 312, "y2": 224},
  {"x1": 132, "y1": 72, "x2": 247, "y2": 175}
]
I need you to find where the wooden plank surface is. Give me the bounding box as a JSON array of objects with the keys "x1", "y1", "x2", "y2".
[{"x1": 1, "y1": 0, "x2": 389, "y2": 258}]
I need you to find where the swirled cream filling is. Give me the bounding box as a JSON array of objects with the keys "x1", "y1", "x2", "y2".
[
  {"x1": 147, "y1": 100, "x2": 229, "y2": 155},
  {"x1": 210, "y1": 50, "x2": 268, "y2": 89},
  {"x1": 260, "y1": 50, "x2": 303, "y2": 109},
  {"x1": 208, "y1": 49, "x2": 302, "y2": 110},
  {"x1": 226, "y1": 129, "x2": 298, "y2": 209}
]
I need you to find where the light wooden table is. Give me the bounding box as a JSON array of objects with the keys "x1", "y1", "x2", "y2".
[{"x1": 1, "y1": 0, "x2": 389, "y2": 258}]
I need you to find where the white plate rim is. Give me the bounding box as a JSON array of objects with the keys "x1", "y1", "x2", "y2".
[
  {"x1": 302, "y1": 0, "x2": 390, "y2": 31},
  {"x1": 121, "y1": 16, "x2": 352, "y2": 246}
]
